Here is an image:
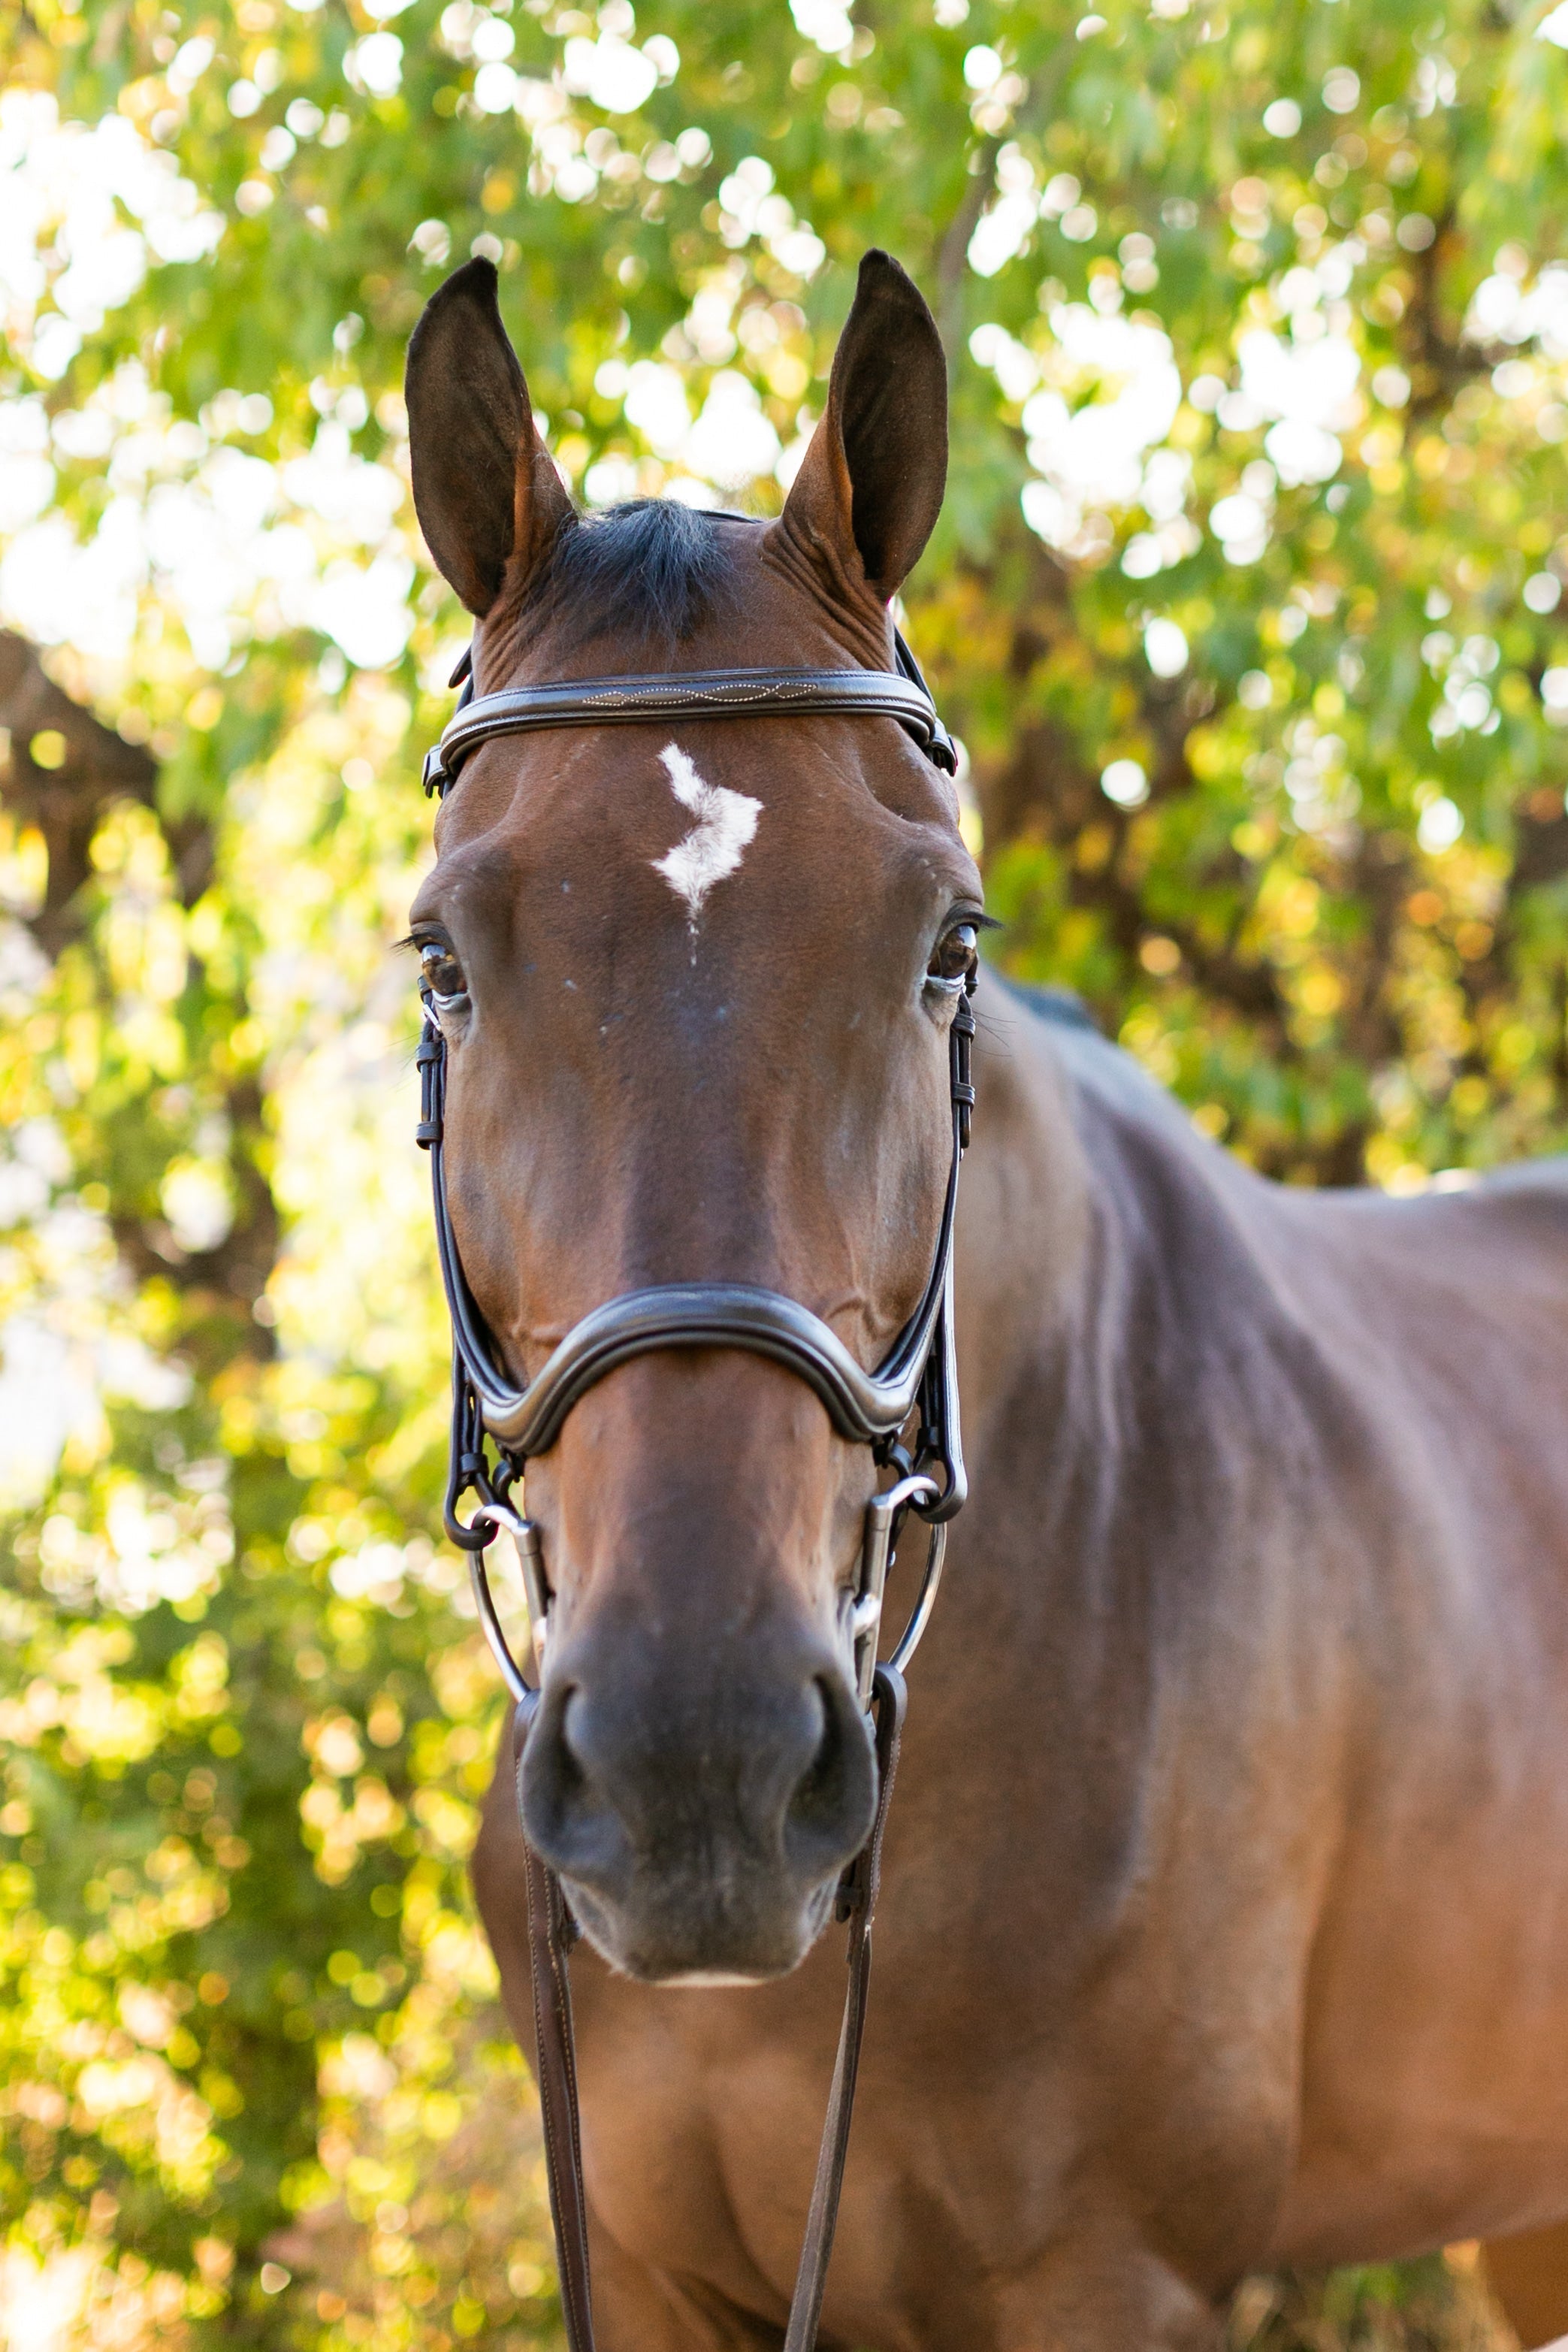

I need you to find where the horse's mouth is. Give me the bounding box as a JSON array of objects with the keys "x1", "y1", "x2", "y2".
[{"x1": 560, "y1": 1863, "x2": 841, "y2": 1986}]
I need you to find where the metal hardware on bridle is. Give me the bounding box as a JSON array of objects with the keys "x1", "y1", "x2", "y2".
[{"x1": 415, "y1": 627, "x2": 974, "y2": 2352}]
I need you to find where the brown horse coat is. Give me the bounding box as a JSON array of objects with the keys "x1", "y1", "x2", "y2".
[
  {"x1": 475, "y1": 987, "x2": 1568, "y2": 2347},
  {"x1": 407, "y1": 252, "x2": 1568, "y2": 2348}
]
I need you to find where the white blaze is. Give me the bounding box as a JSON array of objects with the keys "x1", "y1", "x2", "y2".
[{"x1": 651, "y1": 742, "x2": 761, "y2": 924}]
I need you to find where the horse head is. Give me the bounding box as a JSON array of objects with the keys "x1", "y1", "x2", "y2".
[{"x1": 404, "y1": 250, "x2": 980, "y2": 1985}]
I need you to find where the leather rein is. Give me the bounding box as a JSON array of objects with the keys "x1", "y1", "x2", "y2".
[{"x1": 415, "y1": 627, "x2": 974, "y2": 2351}]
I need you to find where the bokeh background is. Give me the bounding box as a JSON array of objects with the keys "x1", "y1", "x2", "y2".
[{"x1": 3, "y1": 0, "x2": 1568, "y2": 2340}]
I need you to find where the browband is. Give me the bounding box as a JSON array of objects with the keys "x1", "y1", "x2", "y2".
[{"x1": 421, "y1": 630, "x2": 958, "y2": 797}]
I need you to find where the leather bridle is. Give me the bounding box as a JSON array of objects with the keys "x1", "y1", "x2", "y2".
[{"x1": 415, "y1": 624, "x2": 974, "y2": 2352}]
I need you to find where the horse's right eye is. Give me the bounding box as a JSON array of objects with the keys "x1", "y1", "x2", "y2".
[
  {"x1": 926, "y1": 922, "x2": 978, "y2": 991},
  {"x1": 418, "y1": 941, "x2": 467, "y2": 1003}
]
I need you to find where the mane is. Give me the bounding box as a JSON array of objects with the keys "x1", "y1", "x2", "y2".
[{"x1": 527, "y1": 500, "x2": 736, "y2": 654}]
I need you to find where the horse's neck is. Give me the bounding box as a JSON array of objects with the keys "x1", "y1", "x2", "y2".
[{"x1": 962, "y1": 994, "x2": 1293, "y2": 1610}]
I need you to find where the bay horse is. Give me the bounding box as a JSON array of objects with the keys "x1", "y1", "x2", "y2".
[{"x1": 403, "y1": 250, "x2": 1568, "y2": 2348}]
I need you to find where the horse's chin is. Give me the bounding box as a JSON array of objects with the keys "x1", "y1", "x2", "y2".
[
  {"x1": 563, "y1": 1870, "x2": 839, "y2": 1985},
  {"x1": 649, "y1": 1970, "x2": 776, "y2": 1990}
]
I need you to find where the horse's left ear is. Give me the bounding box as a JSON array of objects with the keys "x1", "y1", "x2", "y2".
[{"x1": 777, "y1": 249, "x2": 947, "y2": 603}]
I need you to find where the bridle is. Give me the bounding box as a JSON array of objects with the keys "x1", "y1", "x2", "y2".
[{"x1": 415, "y1": 621, "x2": 975, "y2": 2352}]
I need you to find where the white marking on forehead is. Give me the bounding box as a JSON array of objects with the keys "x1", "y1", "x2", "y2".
[{"x1": 651, "y1": 742, "x2": 761, "y2": 928}]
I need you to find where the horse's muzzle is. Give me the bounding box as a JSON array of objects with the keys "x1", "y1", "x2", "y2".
[{"x1": 516, "y1": 1637, "x2": 878, "y2": 1981}]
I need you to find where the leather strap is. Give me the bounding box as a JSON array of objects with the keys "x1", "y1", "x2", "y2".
[
  {"x1": 782, "y1": 1661, "x2": 905, "y2": 2351},
  {"x1": 422, "y1": 652, "x2": 956, "y2": 797},
  {"x1": 515, "y1": 1695, "x2": 596, "y2": 2351},
  {"x1": 431, "y1": 1185, "x2": 958, "y2": 1457},
  {"x1": 512, "y1": 1664, "x2": 906, "y2": 2352}
]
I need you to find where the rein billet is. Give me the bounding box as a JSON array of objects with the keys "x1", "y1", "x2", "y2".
[{"x1": 414, "y1": 628, "x2": 975, "y2": 2352}]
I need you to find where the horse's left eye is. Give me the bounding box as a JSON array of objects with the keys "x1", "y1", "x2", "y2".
[
  {"x1": 419, "y1": 941, "x2": 467, "y2": 1002},
  {"x1": 927, "y1": 922, "x2": 978, "y2": 990}
]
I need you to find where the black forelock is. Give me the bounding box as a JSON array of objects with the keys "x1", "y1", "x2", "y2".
[{"x1": 526, "y1": 499, "x2": 737, "y2": 653}]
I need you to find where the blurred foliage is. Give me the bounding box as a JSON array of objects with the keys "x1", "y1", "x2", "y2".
[
  {"x1": 1228, "y1": 2256, "x2": 1513, "y2": 2350},
  {"x1": 2, "y1": 0, "x2": 1567, "y2": 2341}
]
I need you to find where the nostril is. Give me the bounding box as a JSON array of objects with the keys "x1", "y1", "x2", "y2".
[
  {"x1": 783, "y1": 1672, "x2": 877, "y2": 1880},
  {"x1": 790, "y1": 1677, "x2": 844, "y2": 1831},
  {"x1": 553, "y1": 1688, "x2": 588, "y2": 1795},
  {"x1": 518, "y1": 1681, "x2": 629, "y2": 1888}
]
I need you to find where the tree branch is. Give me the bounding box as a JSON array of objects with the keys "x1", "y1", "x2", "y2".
[
  {"x1": 0, "y1": 630, "x2": 278, "y2": 1349},
  {"x1": 0, "y1": 630, "x2": 158, "y2": 957}
]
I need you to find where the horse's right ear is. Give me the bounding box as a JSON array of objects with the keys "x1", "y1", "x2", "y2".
[
  {"x1": 777, "y1": 249, "x2": 947, "y2": 605},
  {"x1": 405, "y1": 258, "x2": 573, "y2": 618}
]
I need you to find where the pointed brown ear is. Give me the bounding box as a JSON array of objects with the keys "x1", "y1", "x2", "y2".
[
  {"x1": 405, "y1": 258, "x2": 572, "y2": 618},
  {"x1": 779, "y1": 250, "x2": 947, "y2": 603}
]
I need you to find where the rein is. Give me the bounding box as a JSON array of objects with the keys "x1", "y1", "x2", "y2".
[{"x1": 415, "y1": 628, "x2": 974, "y2": 2350}]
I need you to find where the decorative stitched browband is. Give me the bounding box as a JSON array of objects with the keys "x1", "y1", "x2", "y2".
[{"x1": 421, "y1": 630, "x2": 959, "y2": 797}]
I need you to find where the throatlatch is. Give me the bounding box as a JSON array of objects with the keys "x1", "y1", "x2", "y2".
[{"x1": 415, "y1": 632, "x2": 975, "y2": 2352}]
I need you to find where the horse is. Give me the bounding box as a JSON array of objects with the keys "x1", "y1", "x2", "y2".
[{"x1": 402, "y1": 249, "x2": 1568, "y2": 2349}]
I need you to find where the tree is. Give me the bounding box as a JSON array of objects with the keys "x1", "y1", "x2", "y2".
[{"x1": 2, "y1": 0, "x2": 1566, "y2": 2339}]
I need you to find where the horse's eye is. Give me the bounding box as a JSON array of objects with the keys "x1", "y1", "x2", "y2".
[
  {"x1": 418, "y1": 940, "x2": 467, "y2": 1003},
  {"x1": 927, "y1": 922, "x2": 978, "y2": 990}
]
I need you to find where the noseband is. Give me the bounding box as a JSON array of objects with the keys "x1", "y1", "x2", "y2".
[{"x1": 415, "y1": 625, "x2": 974, "y2": 2352}]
